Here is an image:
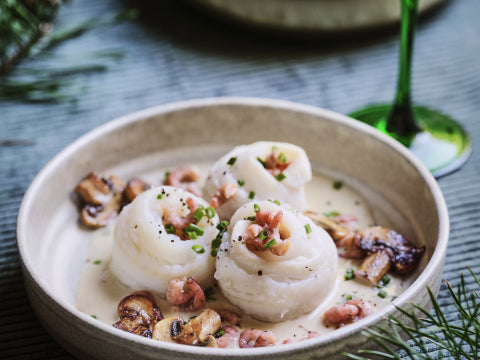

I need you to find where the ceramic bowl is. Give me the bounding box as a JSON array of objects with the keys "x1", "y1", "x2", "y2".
[
  {"x1": 188, "y1": 0, "x2": 447, "y2": 32},
  {"x1": 17, "y1": 98, "x2": 448, "y2": 359}
]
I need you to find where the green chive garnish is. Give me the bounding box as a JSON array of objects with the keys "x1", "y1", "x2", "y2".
[
  {"x1": 205, "y1": 206, "x2": 216, "y2": 219},
  {"x1": 93, "y1": 260, "x2": 102, "y2": 265},
  {"x1": 258, "y1": 230, "x2": 268, "y2": 241},
  {"x1": 211, "y1": 221, "x2": 228, "y2": 257},
  {"x1": 192, "y1": 245, "x2": 205, "y2": 254},
  {"x1": 278, "y1": 152, "x2": 287, "y2": 163},
  {"x1": 345, "y1": 294, "x2": 353, "y2": 301},
  {"x1": 248, "y1": 191, "x2": 255, "y2": 199},
  {"x1": 227, "y1": 157, "x2": 237, "y2": 166},
  {"x1": 333, "y1": 180, "x2": 343, "y2": 190},
  {"x1": 323, "y1": 211, "x2": 340, "y2": 218},
  {"x1": 214, "y1": 328, "x2": 225, "y2": 338},
  {"x1": 157, "y1": 193, "x2": 163, "y2": 200},
  {"x1": 246, "y1": 216, "x2": 256, "y2": 221},
  {"x1": 165, "y1": 224, "x2": 176, "y2": 234},
  {"x1": 237, "y1": 179, "x2": 245, "y2": 186},
  {"x1": 344, "y1": 268, "x2": 355, "y2": 280},
  {"x1": 254, "y1": 203, "x2": 260, "y2": 213},
  {"x1": 378, "y1": 290, "x2": 388, "y2": 299},
  {"x1": 257, "y1": 157, "x2": 266, "y2": 168},
  {"x1": 91, "y1": 315, "x2": 97, "y2": 319},
  {"x1": 381, "y1": 275, "x2": 391, "y2": 285},
  {"x1": 193, "y1": 206, "x2": 205, "y2": 222},
  {"x1": 183, "y1": 224, "x2": 204, "y2": 237},
  {"x1": 275, "y1": 173, "x2": 286, "y2": 182},
  {"x1": 263, "y1": 238, "x2": 277, "y2": 249},
  {"x1": 304, "y1": 223, "x2": 312, "y2": 234}
]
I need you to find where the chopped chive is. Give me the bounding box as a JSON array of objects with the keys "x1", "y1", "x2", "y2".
[
  {"x1": 273, "y1": 200, "x2": 280, "y2": 205},
  {"x1": 248, "y1": 191, "x2": 255, "y2": 199},
  {"x1": 344, "y1": 268, "x2": 355, "y2": 281},
  {"x1": 157, "y1": 193, "x2": 163, "y2": 200},
  {"x1": 165, "y1": 224, "x2": 176, "y2": 234},
  {"x1": 254, "y1": 203, "x2": 260, "y2": 213},
  {"x1": 211, "y1": 221, "x2": 228, "y2": 257},
  {"x1": 192, "y1": 245, "x2": 205, "y2": 254},
  {"x1": 217, "y1": 221, "x2": 229, "y2": 231},
  {"x1": 183, "y1": 224, "x2": 204, "y2": 237},
  {"x1": 278, "y1": 152, "x2": 287, "y2": 163},
  {"x1": 246, "y1": 216, "x2": 256, "y2": 221},
  {"x1": 237, "y1": 179, "x2": 245, "y2": 186},
  {"x1": 214, "y1": 328, "x2": 225, "y2": 338},
  {"x1": 345, "y1": 294, "x2": 353, "y2": 301},
  {"x1": 378, "y1": 290, "x2": 388, "y2": 299},
  {"x1": 381, "y1": 275, "x2": 391, "y2": 285},
  {"x1": 227, "y1": 157, "x2": 237, "y2": 166},
  {"x1": 263, "y1": 238, "x2": 277, "y2": 249},
  {"x1": 205, "y1": 206, "x2": 216, "y2": 219},
  {"x1": 164, "y1": 171, "x2": 170, "y2": 183},
  {"x1": 323, "y1": 211, "x2": 340, "y2": 218},
  {"x1": 275, "y1": 173, "x2": 286, "y2": 182},
  {"x1": 193, "y1": 207, "x2": 205, "y2": 222},
  {"x1": 91, "y1": 315, "x2": 97, "y2": 319},
  {"x1": 271, "y1": 145, "x2": 279, "y2": 152},
  {"x1": 257, "y1": 157, "x2": 266, "y2": 168},
  {"x1": 304, "y1": 223, "x2": 312, "y2": 234},
  {"x1": 333, "y1": 180, "x2": 343, "y2": 190},
  {"x1": 258, "y1": 230, "x2": 269, "y2": 241},
  {"x1": 93, "y1": 260, "x2": 102, "y2": 265}
]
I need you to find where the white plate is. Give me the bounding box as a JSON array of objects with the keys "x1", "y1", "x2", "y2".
[{"x1": 17, "y1": 98, "x2": 448, "y2": 359}]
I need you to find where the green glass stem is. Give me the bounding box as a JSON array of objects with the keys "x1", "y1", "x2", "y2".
[{"x1": 382, "y1": 0, "x2": 421, "y2": 146}]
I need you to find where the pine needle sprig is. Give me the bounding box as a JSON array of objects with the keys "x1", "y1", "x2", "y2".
[
  {"x1": 0, "y1": 0, "x2": 137, "y2": 103},
  {"x1": 344, "y1": 266, "x2": 480, "y2": 360}
]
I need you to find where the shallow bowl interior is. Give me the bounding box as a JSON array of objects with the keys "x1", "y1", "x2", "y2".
[{"x1": 17, "y1": 97, "x2": 448, "y2": 360}]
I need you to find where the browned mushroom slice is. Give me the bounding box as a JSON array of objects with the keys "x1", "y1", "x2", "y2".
[
  {"x1": 113, "y1": 291, "x2": 163, "y2": 338},
  {"x1": 354, "y1": 250, "x2": 391, "y2": 286},
  {"x1": 354, "y1": 226, "x2": 425, "y2": 275},
  {"x1": 152, "y1": 316, "x2": 185, "y2": 343},
  {"x1": 175, "y1": 308, "x2": 222, "y2": 346},
  {"x1": 75, "y1": 172, "x2": 112, "y2": 205},
  {"x1": 75, "y1": 172, "x2": 125, "y2": 228},
  {"x1": 123, "y1": 178, "x2": 151, "y2": 204}
]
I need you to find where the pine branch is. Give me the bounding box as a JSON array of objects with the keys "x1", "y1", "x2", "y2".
[{"x1": 344, "y1": 267, "x2": 480, "y2": 360}]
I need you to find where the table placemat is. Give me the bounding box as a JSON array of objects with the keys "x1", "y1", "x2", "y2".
[{"x1": 1, "y1": 0, "x2": 479, "y2": 358}]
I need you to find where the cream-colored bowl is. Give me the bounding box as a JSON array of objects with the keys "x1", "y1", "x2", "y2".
[
  {"x1": 17, "y1": 98, "x2": 448, "y2": 359},
  {"x1": 189, "y1": 0, "x2": 447, "y2": 32}
]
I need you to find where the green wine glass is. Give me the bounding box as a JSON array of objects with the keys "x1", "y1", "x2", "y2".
[{"x1": 349, "y1": 0, "x2": 471, "y2": 178}]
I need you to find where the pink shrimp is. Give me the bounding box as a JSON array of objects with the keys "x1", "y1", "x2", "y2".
[
  {"x1": 244, "y1": 210, "x2": 290, "y2": 256},
  {"x1": 166, "y1": 277, "x2": 206, "y2": 312},
  {"x1": 239, "y1": 329, "x2": 277, "y2": 348},
  {"x1": 216, "y1": 326, "x2": 239, "y2": 348},
  {"x1": 165, "y1": 166, "x2": 201, "y2": 197},
  {"x1": 162, "y1": 197, "x2": 198, "y2": 240},
  {"x1": 323, "y1": 299, "x2": 371, "y2": 329},
  {"x1": 215, "y1": 308, "x2": 241, "y2": 326},
  {"x1": 210, "y1": 182, "x2": 237, "y2": 209},
  {"x1": 264, "y1": 149, "x2": 291, "y2": 177}
]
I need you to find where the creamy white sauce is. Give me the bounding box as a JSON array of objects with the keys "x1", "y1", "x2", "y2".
[{"x1": 76, "y1": 167, "x2": 411, "y2": 347}]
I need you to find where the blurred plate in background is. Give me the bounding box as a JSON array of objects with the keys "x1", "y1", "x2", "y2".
[{"x1": 188, "y1": 0, "x2": 447, "y2": 32}]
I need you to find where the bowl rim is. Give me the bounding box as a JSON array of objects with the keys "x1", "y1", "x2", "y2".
[{"x1": 16, "y1": 97, "x2": 449, "y2": 357}]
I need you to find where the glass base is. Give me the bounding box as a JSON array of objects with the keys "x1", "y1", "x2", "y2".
[{"x1": 349, "y1": 104, "x2": 472, "y2": 178}]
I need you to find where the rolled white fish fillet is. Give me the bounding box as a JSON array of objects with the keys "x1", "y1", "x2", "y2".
[
  {"x1": 215, "y1": 200, "x2": 338, "y2": 322},
  {"x1": 109, "y1": 186, "x2": 219, "y2": 296},
  {"x1": 203, "y1": 141, "x2": 312, "y2": 220}
]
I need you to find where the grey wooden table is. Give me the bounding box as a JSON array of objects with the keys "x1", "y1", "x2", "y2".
[{"x1": 1, "y1": 0, "x2": 479, "y2": 358}]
